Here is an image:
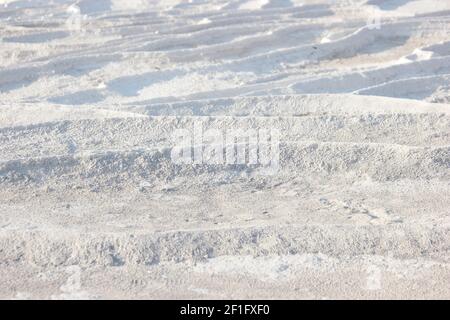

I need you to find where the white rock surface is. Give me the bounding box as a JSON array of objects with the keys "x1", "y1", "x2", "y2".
[{"x1": 0, "y1": 0, "x2": 449, "y2": 299}]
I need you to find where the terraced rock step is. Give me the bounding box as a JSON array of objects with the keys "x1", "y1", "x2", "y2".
[{"x1": 1, "y1": 111, "x2": 450, "y2": 161}]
